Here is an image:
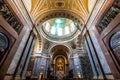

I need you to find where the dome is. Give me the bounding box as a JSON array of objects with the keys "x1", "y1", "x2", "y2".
[{"x1": 39, "y1": 18, "x2": 80, "y2": 43}]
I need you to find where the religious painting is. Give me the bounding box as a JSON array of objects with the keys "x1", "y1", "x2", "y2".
[{"x1": 56, "y1": 57, "x2": 65, "y2": 72}]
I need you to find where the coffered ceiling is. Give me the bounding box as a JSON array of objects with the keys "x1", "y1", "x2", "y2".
[{"x1": 22, "y1": 0, "x2": 97, "y2": 26}]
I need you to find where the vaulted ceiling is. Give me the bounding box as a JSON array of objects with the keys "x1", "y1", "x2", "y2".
[{"x1": 22, "y1": 0, "x2": 97, "y2": 26}]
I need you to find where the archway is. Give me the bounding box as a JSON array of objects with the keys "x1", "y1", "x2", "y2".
[{"x1": 50, "y1": 45, "x2": 69, "y2": 80}]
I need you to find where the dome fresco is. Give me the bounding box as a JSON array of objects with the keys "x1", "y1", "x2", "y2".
[
  {"x1": 42, "y1": 18, "x2": 79, "y2": 39},
  {"x1": 38, "y1": 18, "x2": 81, "y2": 43}
]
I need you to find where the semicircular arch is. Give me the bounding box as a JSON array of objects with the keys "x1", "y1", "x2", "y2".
[
  {"x1": 35, "y1": 10, "x2": 85, "y2": 28},
  {"x1": 50, "y1": 45, "x2": 71, "y2": 59}
]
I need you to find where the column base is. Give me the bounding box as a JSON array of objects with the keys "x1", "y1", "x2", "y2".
[
  {"x1": 106, "y1": 74, "x2": 114, "y2": 79},
  {"x1": 4, "y1": 75, "x2": 13, "y2": 80},
  {"x1": 98, "y1": 75, "x2": 104, "y2": 79},
  {"x1": 14, "y1": 75, "x2": 21, "y2": 80}
]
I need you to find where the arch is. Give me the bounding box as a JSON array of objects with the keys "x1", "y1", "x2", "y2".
[
  {"x1": 53, "y1": 55, "x2": 68, "y2": 65},
  {"x1": 49, "y1": 44, "x2": 71, "y2": 57},
  {"x1": 53, "y1": 55, "x2": 67, "y2": 79},
  {"x1": 22, "y1": 0, "x2": 32, "y2": 12},
  {"x1": 109, "y1": 31, "x2": 120, "y2": 63},
  {"x1": 0, "y1": 33, "x2": 9, "y2": 53},
  {"x1": 88, "y1": 0, "x2": 97, "y2": 12},
  {"x1": 51, "y1": 45, "x2": 70, "y2": 79},
  {"x1": 35, "y1": 10, "x2": 85, "y2": 28}
]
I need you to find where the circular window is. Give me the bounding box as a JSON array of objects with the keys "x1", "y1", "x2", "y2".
[
  {"x1": 0, "y1": 33, "x2": 9, "y2": 52},
  {"x1": 39, "y1": 18, "x2": 80, "y2": 43}
]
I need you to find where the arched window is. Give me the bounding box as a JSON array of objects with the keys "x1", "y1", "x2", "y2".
[
  {"x1": 51, "y1": 26, "x2": 56, "y2": 35},
  {"x1": 58, "y1": 27, "x2": 63, "y2": 36},
  {"x1": 64, "y1": 26, "x2": 69, "y2": 35},
  {"x1": 45, "y1": 22, "x2": 50, "y2": 32},
  {"x1": 0, "y1": 33, "x2": 9, "y2": 53},
  {"x1": 110, "y1": 31, "x2": 120, "y2": 63}
]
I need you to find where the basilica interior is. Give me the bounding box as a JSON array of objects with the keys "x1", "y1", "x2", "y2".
[{"x1": 0, "y1": 0, "x2": 120, "y2": 80}]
